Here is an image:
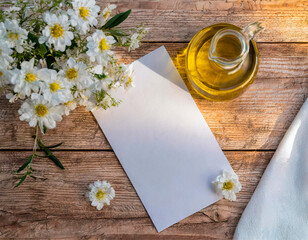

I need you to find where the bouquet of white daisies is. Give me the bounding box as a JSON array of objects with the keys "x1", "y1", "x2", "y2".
[{"x1": 0, "y1": 0, "x2": 148, "y2": 186}]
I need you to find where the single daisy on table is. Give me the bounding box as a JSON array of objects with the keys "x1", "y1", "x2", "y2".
[
  {"x1": 86, "y1": 30, "x2": 116, "y2": 65},
  {"x1": 0, "y1": 40, "x2": 13, "y2": 67},
  {"x1": 212, "y1": 170, "x2": 242, "y2": 201},
  {"x1": 0, "y1": 19, "x2": 28, "y2": 53},
  {"x1": 37, "y1": 68, "x2": 73, "y2": 106},
  {"x1": 68, "y1": 0, "x2": 100, "y2": 34},
  {"x1": 86, "y1": 180, "x2": 115, "y2": 210},
  {"x1": 59, "y1": 57, "x2": 93, "y2": 94},
  {"x1": 18, "y1": 95, "x2": 65, "y2": 133},
  {"x1": 10, "y1": 59, "x2": 40, "y2": 98},
  {"x1": 39, "y1": 13, "x2": 74, "y2": 52}
]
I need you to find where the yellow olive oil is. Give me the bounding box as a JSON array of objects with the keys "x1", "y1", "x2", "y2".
[
  {"x1": 185, "y1": 23, "x2": 259, "y2": 101},
  {"x1": 215, "y1": 34, "x2": 242, "y2": 60}
]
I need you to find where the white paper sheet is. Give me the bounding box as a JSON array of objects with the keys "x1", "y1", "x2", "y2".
[{"x1": 92, "y1": 46, "x2": 233, "y2": 232}]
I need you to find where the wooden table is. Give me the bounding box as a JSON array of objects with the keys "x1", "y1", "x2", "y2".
[{"x1": 1, "y1": 0, "x2": 307, "y2": 239}]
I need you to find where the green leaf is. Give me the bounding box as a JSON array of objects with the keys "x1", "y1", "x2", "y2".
[
  {"x1": 17, "y1": 155, "x2": 33, "y2": 173},
  {"x1": 37, "y1": 139, "x2": 65, "y2": 169},
  {"x1": 28, "y1": 32, "x2": 49, "y2": 58},
  {"x1": 47, "y1": 153, "x2": 65, "y2": 169},
  {"x1": 14, "y1": 175, "x2": 27, "y2": 188},
  {"x1": 28, "y1": 32, "x2": 39, "y2": 43},
  {"x1": 102, "y1": 9, "x2": 131, "y2": 30},
  {"x1": 39, "y1": 44, "x2": 48, "y2": 58},
  {"x1": 45, "y1": 142, "x2": 63, "y2": 149},
  {"x1": 46, "y1": 55, "x2": 56, "y2": 69},
  {"x1": 43, "y1": 125, "x2": 47, "y2": 134},
  {"x1": 95, "y1": 89, "x2": 106, "y2": 103},
  {"x1": 94, "y1": 73, "x2": 107, "y2": 80},
  {"x1": 105, "y1": 29, "x2": 129, "y2": 37},
  {"x1": 33, "y1": 23, "x2": 41, "y2": 33},
  {"x1": 0, "y1": 10, "x2": 5, "y2": 22}
]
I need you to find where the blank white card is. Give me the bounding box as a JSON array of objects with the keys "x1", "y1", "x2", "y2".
[{"x1": 92, "y1": 46, "x2": 233, "y2": 232}]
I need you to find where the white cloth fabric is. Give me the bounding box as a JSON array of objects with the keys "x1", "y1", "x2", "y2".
[{"x1": 234, "y1": 98, "x2": 308, "y2": 240}]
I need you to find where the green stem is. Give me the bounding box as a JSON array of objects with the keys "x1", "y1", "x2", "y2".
[{"x1": 33, "y1": 125, "x2": 39, "y2": 155}]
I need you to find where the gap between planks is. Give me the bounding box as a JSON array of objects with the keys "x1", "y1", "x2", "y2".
[
  {"x1": 141, "y1": 41, "x2": 308, "y2": 44},
  {"x1": 0, "y1": 149, "x2": 276, "y2": 152}
]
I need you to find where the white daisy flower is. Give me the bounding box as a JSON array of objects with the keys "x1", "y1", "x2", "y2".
[
  {"x1": 3, "y1": 6, "x2": 21, "y2": 12},
  {"x1": 118, "y1": 63, "x2": 134, "y2": 89},
  {"x1": 127, "y1": 26, "x2": 149, "y2": 51},
  {"x1": 39, "y1": 12, "x2": 74, "y2": 51},
  {"x1": 86, "y1": 180, "x2": 115, "y2": 210},
  {"x1": 93, "y1": 72, "x2": 113, "y2": 91},
  {"x1": 18, "y1": 95, "x2": 65, "y2": 133},
  {"x1": 10, "y1": 59, "x2": 40, "y2": 97},
  {"x1": 37, "y1": 68, "x2": 73, "y2": 105},
  {"x1": 212, "y1": 170, "x2": 242, "y2": 201},
  {"x1": 68, "y1": 0, "x2": 100, "y2": 34},
  {"x1": 99, "y1": 4, "x2": 116, "y2": 25},
  {"x1": 128, "y1": 33, "x2": 140, "y2": 51},
  {"x1": 64, "y1": 100, "x2": 77, "y2": 116},
  {"x1": 0, "y1": 40, "x2": 13, "y2": 67},
  {"x1": 0, "y1": 20, "x2": 28, "y2": 53},
  {"x1": 90, "y1": 64, "x2": 112, "y2": 91},
  {"x1": 59, "y1": 57, "x2": 93, "y2": 93},
  {"x1": 86, "y1": 30, "x2": 116, "y2": 65},
  {"x1": 104, "y1": 62, "x2": 134, "y2": 89},
  {"x1": 79, "y1": 89, "x2": 96, "y2": 111}
]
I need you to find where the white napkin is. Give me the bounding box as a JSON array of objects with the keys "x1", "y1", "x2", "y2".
[{"x1": 234, "y1": 98, "x2": 308, "y2": 240}]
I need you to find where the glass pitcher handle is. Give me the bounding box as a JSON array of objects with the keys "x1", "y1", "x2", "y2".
[{"x1": 242, "y1": 22, "x2": 263, "y2": 41}]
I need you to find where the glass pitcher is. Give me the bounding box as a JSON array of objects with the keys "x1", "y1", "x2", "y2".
[{"x1": 185, "y1": 22, "x2": 263, "y2": 101}]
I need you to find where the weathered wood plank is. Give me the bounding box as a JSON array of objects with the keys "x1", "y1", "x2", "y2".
[
  {"x1": 0, "y1": 151, "x2": 273, "y2": 239},
  {"x1": 98, "y1": 0, "x2": 308, "y2": 42},
  {"x1": 0, "y1": 43, "x2": 307, "y2": 151},
  {"x1": 105, "y1": 0, "x2": 308, "y2": 11},
  {"x1": 120, "y1": 10, "x2": 308, "y2": 42}
]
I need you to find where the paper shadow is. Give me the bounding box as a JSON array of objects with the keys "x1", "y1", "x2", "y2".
[{"x1": 137, "y1": 45, "x2": 189, "y2": 93}]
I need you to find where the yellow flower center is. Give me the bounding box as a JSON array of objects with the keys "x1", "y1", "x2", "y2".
[
  {"x1": 64, "y1": 101, "x2": 72, "y2": 106},
  {"x1": 49, "y1": 82, "x2": 61, "y2": 92},
  {"x1": 103, "y1": 11, "x2": 110, "y2": 19},
  {"x1": 25, "y1": 73, "x2": 37, "y2": 82},
  {"x1": 50, "y1": 24, "x2": 64, "y2": 39},
  {"x1": 0, "y1": 71, "x2": 3, "y2": 78},
  {"x1": 96, "y1": 190, "x2": 105, "y2": 201},
  {"x1": 66, "y1": 68, "x2": 78, "y2": 80},
  {"x1": 222, "y1": 181, "x2": 234, "y2": 191},
  {"x1": 99, "y1": 38, "x2": 109, "y2": 52},
  {"x1": 35, "y1": 104, "x2": 48, "y2": 117},
  {"x1": 125, "y1": 77, "x2": 132, "y2": 87},
  {"x1": 79, "y1": 7, "x2": 89, "y2": 20},
  {"x1": 8, "y1": 32, "x2": 19, "y2": 40}
]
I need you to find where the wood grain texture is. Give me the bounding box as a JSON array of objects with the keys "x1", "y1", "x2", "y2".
[
  {"x1": 0, "y1": 151, "x2": 273, "y2": 239},
  {"x1": 99, "y1": 0, "x2": 308, "y2": 42},
  {"x1": 105, "y1": 0, "x2": 308, "y2": 11},
  {"x1": 1, "y1": 43, "x2": 307, "y2": 151}
]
